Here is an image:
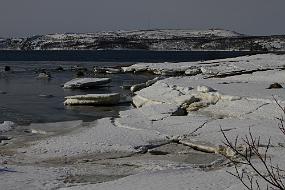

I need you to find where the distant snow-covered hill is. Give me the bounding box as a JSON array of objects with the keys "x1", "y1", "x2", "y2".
[{"x1": 0, "y1": 29, "x2": 285, "y2": 51}]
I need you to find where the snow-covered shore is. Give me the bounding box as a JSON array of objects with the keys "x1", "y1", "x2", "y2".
[{"x1": 1, "y1": 53, "x2": 285, "y2": 189}]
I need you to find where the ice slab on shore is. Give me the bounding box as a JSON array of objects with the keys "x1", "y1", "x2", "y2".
[
  {"x1": 202, "y1": 98, "x2": 284, "y2": 120},
  {"x1": 225, "y1": 70, "x2": 285, "y2": 83},
  {"x1": 150, "y1": 72, "x2": 285, "y2": 103},
  {"x1": 123, "y1": 54, "x2": 285, "y2": 77},
  {"x1": 63, "y1": 156, "x2": 285, "y2": 190},
  {"x1": 62, "y1": 168, "x2": 239, "y2": 190},
  {"x1": 197, "y1": 118, "x2": 284, "y2": 146},
  {"x1": 0, "y1": 165, "x2": 65, "y2": 190},
  {"x1": 117, "y1": 111, "x2": 210, "y2": 137},
  {"x1": 124, "y1": 66, "x2": 285, "y2": 148},
  {"x1": 132, "y1": 81, "x2": 195, "y2": 107},
  {"x1": 22, "y1": 118, "x2": 168, "y2": 159}
]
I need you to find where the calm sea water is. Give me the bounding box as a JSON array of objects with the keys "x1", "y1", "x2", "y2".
[
  {"x1": 0, "y1": 61, "x2": 153, "y2": 125},
  {"x1": 0, "y1": 50, "x2": 253, "y2": 125},
  {"x1": 0, "y1": 50, "x2": 253, "y2": 62}
]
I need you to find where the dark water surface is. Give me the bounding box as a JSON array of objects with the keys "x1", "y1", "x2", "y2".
[
  {"x1": 0, "y1": 50, "x2": 253, "y2": 62},
  {"x1": 0, "y1": 61, "x2": 152, "y2": 125},
  {"x1": 0, "y1": 50, "x2": 253, "y2": 125}
]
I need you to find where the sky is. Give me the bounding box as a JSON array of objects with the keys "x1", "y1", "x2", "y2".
[{"x1": 0, "y1": 0, "x2": 285, "y2": 37}]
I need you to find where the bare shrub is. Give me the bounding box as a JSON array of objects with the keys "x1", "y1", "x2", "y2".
[{"x1": 222, "y1": 98, "x2": 285, "y2": 190}]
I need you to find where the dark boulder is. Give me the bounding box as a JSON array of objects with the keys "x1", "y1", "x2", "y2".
[
  {"x1": 267, "y1": 83, "x2": 283, "y2": 89},
  {"x1": 76, "y1": 71, "x2": 85, "y2": 77},
  {"x1": 56, "y1": 66, "x2": 64, "y2": 71},
  {"x1": 4, "y1": 66, "x2": 11, "y2": 72}
]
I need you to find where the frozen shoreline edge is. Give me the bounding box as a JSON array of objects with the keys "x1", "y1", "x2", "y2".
[{"x1": 2, "y1": 53, "x2": 285, "y2": 190}]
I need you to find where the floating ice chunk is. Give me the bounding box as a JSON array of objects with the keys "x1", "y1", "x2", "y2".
[
  {"x1": 63, "y1": 78, "x2": 111, "y2": 89},
  {"x1": 64, "y1": 93, "x2": 120, "y2": 106}
]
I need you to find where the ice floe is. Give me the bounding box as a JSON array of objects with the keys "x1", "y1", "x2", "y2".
[
  {"x1": 64, "y1": 93, "x2": 120, "y2": 106},
  {"x1": 63, "y1": 78, "x2": 111, "y2": 89}
]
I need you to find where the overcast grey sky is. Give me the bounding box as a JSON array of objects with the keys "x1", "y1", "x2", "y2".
[{"x1": 0, "y1": 0, "x2": 284, "y2": 37}]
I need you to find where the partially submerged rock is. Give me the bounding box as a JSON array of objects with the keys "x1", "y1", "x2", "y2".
[
  {"x1": 37, "y1": 72, "x2": 51, "y2": 79},
  {"x1": 4, "y1": 66, "x2": 11, "y2": 72},
  {"x1": 55, "y1": 66, "x2": 64, "y2": 71},
  {"x1": 71, "y1": 65, "x2": 88, "y2": 71},
  {"x1": 63, "y1": 78, "x2": 111, "y2": 89},
  {"x1": 267, "y1": 83, "x2": 283, "y2": 89},
  {"x1": 64, "y1": 93, "x2": 120, "y2": 106},
  {"x1": 75, "y1": 70, "x2": 85, "y2": 77}
]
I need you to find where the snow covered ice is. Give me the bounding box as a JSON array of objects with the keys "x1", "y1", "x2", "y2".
[{"x1": 2, "y1": 53, "x2": 285, "y2": 189}]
